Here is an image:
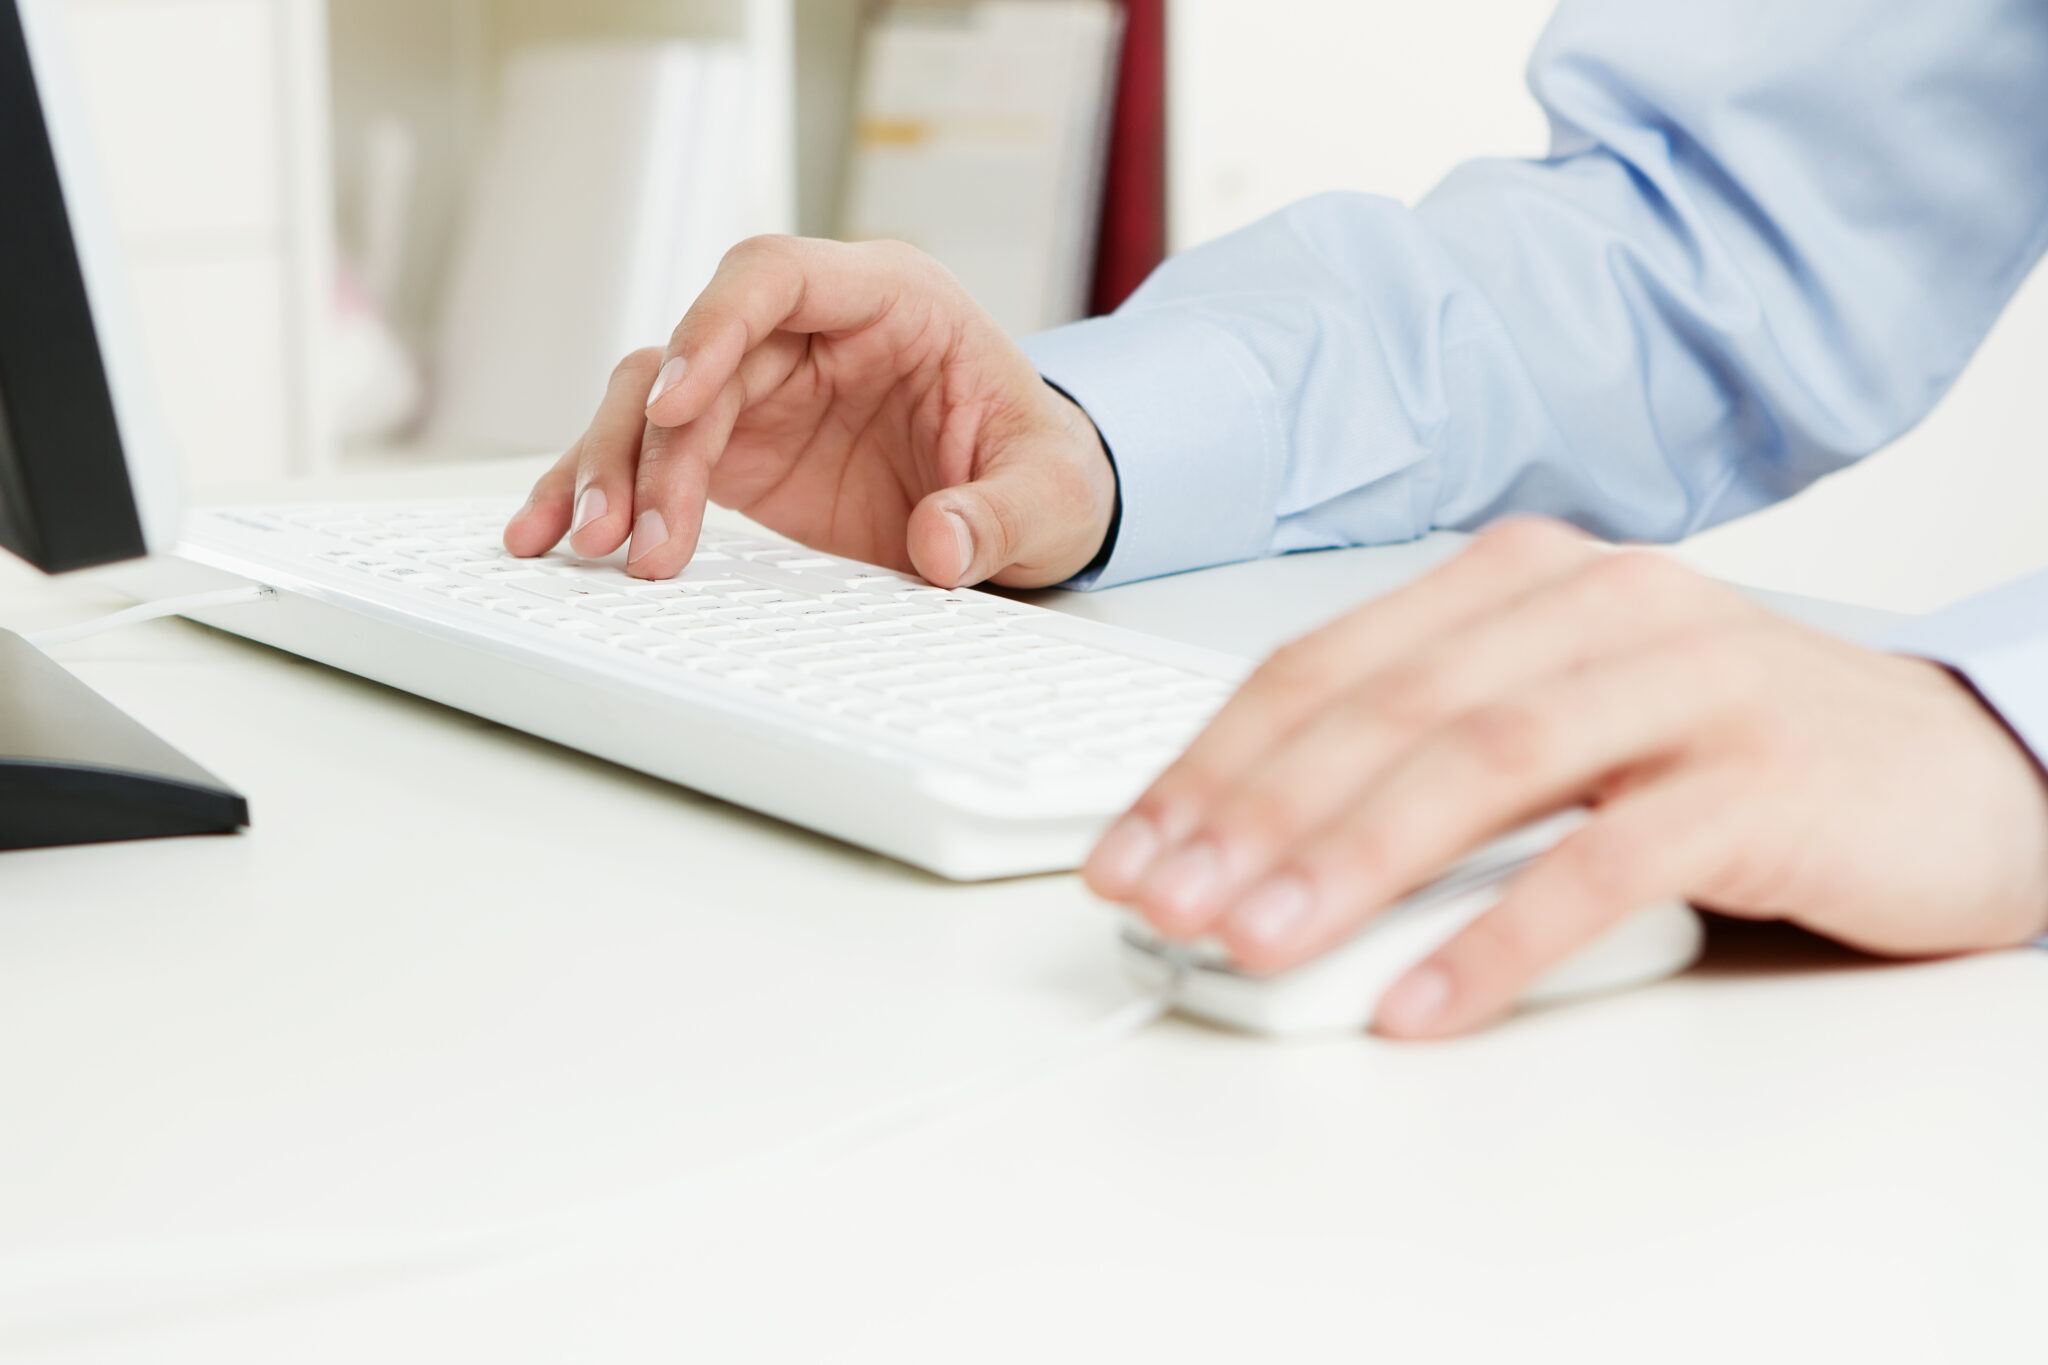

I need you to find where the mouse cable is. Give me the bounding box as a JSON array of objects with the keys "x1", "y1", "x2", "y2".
[
  {"x1": 24, "y1": 585, "x2": 276, "y2": 650},
  {"x1": 0, "y1": 988, "x2": 1178, "y2": 1332}
]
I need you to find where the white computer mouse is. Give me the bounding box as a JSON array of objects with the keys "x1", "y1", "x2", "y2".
[{"x1": 1118, "y1": 811, "x2": 1705, "y2": 1038}]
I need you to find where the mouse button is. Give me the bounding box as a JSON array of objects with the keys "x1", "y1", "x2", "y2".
[
  {"x1": 1448, "y1": 810, "x2": 1587, "y2": 884},
  {"x1": 1300, "y1": 879, "x2": 1509, "y2": 992},
  {"x1": 1115, "y1": 911, "x2": 1231, "y2": 969}
]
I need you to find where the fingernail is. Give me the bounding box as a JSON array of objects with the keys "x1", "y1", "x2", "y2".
[
  {"x1": 1375, "y1": 966, "x2": 1452, "y2": 1036},
  {"x1": 1229, "y1": 876, "x2": 1313, "y2": 949},
  {"x1": 572, "y1": 486, "x2": 608, "y2": 535},
  {"x1": 628, "y1": 509, "x2": 670, "y2": 563},
  {"x1": 1147, "y1": 841, "x2": 1222, "y2": 928},
  {"x1": 942, "y1": 509, "x2": 975, "y2": 580},
  {"x1": 646, "y1": 356, "x2": 687, "y2": 409},
  {"x1": 1089, "y1": 816, "x2": 1160, "y2": 894}
]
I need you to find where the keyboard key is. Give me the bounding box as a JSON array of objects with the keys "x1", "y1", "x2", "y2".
[
  {"x1": 894, "y1": 678, "x2": 985, "y2": 703},
  {"x1": 371, "y1": 564, "x2": 448, "y2": 586},
  {"x1": 957, "y1": 602, "x2": 1034, "y2": 622},
  {"x1": 822, "y1": 691, "x2": 893, "y2": 717},
  {"x1": 519, "y1": 578, "x2": 631, "y2": 605},
  {"x1": 541, "y1": 617, "x2": 606, "y2": 637},
  {"x1": 731, "y1": 642, "x2": 832, "y2": 665},
  {"x1": 790, "y1": 655, "x2": 876, "y2": 678},
  {"x1": 772, "y1": 600, "x2": 858, "y2": 621}
]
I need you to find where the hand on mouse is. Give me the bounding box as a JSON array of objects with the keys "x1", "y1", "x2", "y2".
[
  {"x1": 1084, "y1": 518, "x2": 2048, "y2": 1040},
  {"x1": 502, "y1": 236, "x2": 1116, "y2": 589}
]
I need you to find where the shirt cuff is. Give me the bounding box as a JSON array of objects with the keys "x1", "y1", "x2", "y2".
[
  {"x1": 1019, "y1": 312, "x2": 1283, "y2": 589},
  {"x1": 1879, "y1": 568, "x2": 2048, "y2": 766}
]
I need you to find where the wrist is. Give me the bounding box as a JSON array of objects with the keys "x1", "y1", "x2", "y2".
[{"x1": 1043, "y1": 379, "x2": 1121, "y2": 583}]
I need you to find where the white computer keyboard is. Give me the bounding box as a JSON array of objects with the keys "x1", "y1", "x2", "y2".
[{"x1": 166, "y1": 500, "x2": 1251, "y2": 879}]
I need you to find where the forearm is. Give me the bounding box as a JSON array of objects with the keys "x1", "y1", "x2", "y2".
[{"x1": 1027, "y1": 0, "x2": 2048, "y2": 589}]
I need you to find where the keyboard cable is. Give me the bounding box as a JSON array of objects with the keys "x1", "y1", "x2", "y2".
[{"x1": 23, "y1": 585, "x2": 276, "y2": 650}]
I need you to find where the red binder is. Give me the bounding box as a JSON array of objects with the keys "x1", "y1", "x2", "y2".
[{"x1": 1090, "y1": 0, "x2": 1167, "y2": 316}]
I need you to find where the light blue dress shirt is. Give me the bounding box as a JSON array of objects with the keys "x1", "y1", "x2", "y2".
[{"x1": 1020, "y1": 0, "x2": 2048, "y2": 760}]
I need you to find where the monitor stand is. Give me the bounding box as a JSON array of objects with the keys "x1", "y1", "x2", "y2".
[{"x1": 0, "y1": 628, "x2": 247, "y2": 849}]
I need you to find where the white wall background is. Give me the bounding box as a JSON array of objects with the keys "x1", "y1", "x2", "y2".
[
  {"x1": 1169, "y1": 0, "x2": 2048, "y2": 615},
  {"x1": 63, "y1": 0, "x2": 306, "y2": 488}
]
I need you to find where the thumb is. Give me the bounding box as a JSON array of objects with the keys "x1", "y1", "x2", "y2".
[{"x1": 905, "y1": 449, "x2": 1112, "y2": 590}]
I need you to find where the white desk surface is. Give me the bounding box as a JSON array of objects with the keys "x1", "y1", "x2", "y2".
[{"x1": 1, "y1": 459, "x2": 2039, "y2": 1363}]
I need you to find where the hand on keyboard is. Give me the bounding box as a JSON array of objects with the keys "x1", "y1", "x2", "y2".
[{"x1": 503, "y1": 236, "x2": 1116, "y2": 590}]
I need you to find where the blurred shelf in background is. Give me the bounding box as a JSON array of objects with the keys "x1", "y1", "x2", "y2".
[{"x1": 63, "y1": 0, "x2": 1147, "y2": 483}]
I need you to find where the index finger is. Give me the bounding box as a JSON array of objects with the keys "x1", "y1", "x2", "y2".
[
  {"x1": 643, "y1": 236, "x2": 941, "y2": 429},
  {"x1": 1084, "y1": 518, "x2": 1597, "y2": 897}
]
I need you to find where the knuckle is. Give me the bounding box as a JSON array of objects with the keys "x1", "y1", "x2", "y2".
[
  {"x1": 725, "y1": 233, "x2": 798, "y2": 270},
  {"x1": 1323, "y1": 821, "x2": 1397, "y2": 889},
  {"x1": 1358, "y1": 663, "x2": 1446, "y2": 736},
  {"x1": 860, "y1": 236, "x2": 936, "y2": 275},
  {"x1": 1584, "y1": 548, "x2": 1696, "y2": 612},
  {"x1": 635, "y1": 423, "x2": 683, "y2": 474},
  {"x1": 1555, "y1": 827, "x2": 1651, "y2": 907},
  {"x1": 1475, "y1": 516, "x2": 1585, "y2": 570},
  {"x1": 975, "y1": 490, "x2": 1025, "y2": 562},
  {"x1": 1135, "y1": 761, "x2": 1218, "y2": 827},
  {"x1": 1253, "y1": 638, "x2": 1341, "y2": 702},
  {"x1": 610, "y1": 347, "x2": 663, "y2": 388},
  {"x1": 1456, "y1": 701, "x2": 1551, "y2": 777},
  {"x1": 1213, "y1": 788, "x2": 1317, "y2": 861}
]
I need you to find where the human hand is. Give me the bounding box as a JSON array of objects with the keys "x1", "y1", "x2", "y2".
[
  {"x1": 503, "y1": 236, "x2": 1116, "y2": 587},
  {"x1": 1084, "y1": 519, "x2": 2048, "y2": 1039}
]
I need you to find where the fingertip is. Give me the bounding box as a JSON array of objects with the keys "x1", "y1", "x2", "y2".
[
  {"x1": 624, "y1": 507, "x2": 680, "y2": 579},
  {"x1": 623, "y1": 490, "x2": 714, "y2": 581},
  {"x1": 1085, "y1": 814, "x2": 1162, "y2": 902},
  {"x1": 504, "y1": 496, "x2": 564, "y2": 558},
  {"x1": 1371, "y1": 963, "x2": 1456, "y2": 1039},
  {"x1": 1134, "y1": 839, "x2": 1230, "y2": 940},
  {"x1": 562, "y1": 486, "x2": 625, "y2": 558},
  {"x1": 502, "y1": 520, "x2": 545, "y2": 558},
  {"x1": 1216, "y1": 875, "x2": 1326, "y2": 973},
  {"x1": 569, "y1": 519, "x2": 627, "y2": 559},
  {"x1": 905, "y1": 497, "x2": 978, "y2": 587},
  {"x1": 939, "y1": 509, "x2": 975, "y2": 583}
]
